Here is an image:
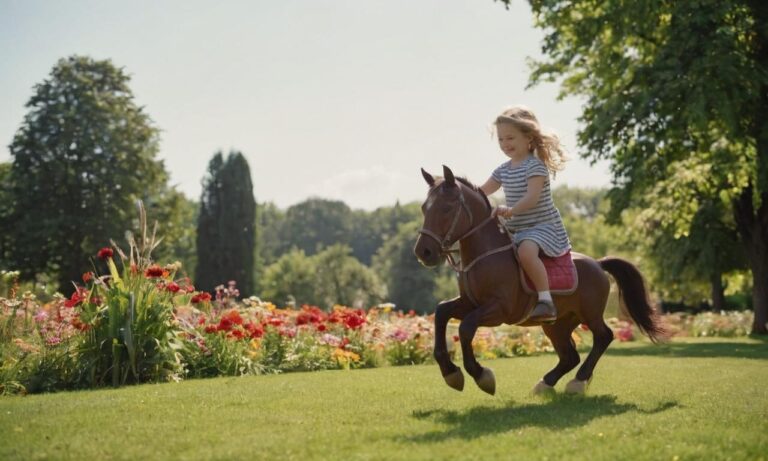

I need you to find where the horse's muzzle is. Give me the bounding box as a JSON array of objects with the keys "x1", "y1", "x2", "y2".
[{"x1": 413, "y1": 237, "x2": 441, "y2": 267}]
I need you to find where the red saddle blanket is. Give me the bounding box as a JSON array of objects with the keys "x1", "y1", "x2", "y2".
[{"x1": 520, "y1": 250, "x2": 578, "y2": 295}]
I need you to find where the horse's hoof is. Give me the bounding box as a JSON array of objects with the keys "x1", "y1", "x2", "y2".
[
  {"x1": 474, "y1": 367, "x2": 496, "y2": 395},
  {"x1": 532, "y1": 380, "x2": 555, "y2": 396},
  {"x1": 443, "y1": 368, "x2": 464, "y2": 391},
  {"x1": 565, "y1": 378, "x2": 589, "y2": 394}
]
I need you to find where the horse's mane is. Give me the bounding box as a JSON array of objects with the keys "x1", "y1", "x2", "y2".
[{"x1": 432, "y1": 176, "x2": 492, "y2": 211}]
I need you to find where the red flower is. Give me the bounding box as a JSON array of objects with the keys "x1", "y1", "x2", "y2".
[
  {"x1": 166, "y1": 282, "x2": 180, "y2": 293},
  {"x1": 90, "y1": 296, "x2": 102, "y2": 306},
  {"x1": 204, "y1": 324, "x2": 218, "y2": 334},
  {"x1": 64, "y1": 287, "x2": 89, "y2": 308},
  {"x1": 343, "y1": 312, "x2": 366, "y2": 330},
  {"x1": 217, "y1": 318, "x2": 233, "y2": 332},
  {"x1": 229, "y1": 329, "x2": 245, "y2": 340},
  {"x1": 316, "y1": 323, "x2": 327, "y2": 332},
  {"x1": 130, "y1": 263, "x2": 138, "y2": 275},
  {"x1": 266, "y1": 317, "x2": 284, "y2": 327},
  {"x1": 197, "y1": 315, "x2": 207, "y2": 326},
  {"x1": 82, "y1": 272, "x2": 94, "y2": 283},
  {"x1": 221, "y1": 309, "x2": 244, "y2": 326},
  {"x1": 452, "y1": 335, "x2": 460, "y2": 342},
  {"x1": 340, "y1": 337, "x2": 351, "y2": 349},
  {"x1": 97, "y1": 247, "x2": 114, "y2": 260},
  {"x1": 145, "y1": 265, "x2": 164, "y2": 278},
  {"x1": 191, "y1": 292, "x2": 212, "y2": 304},
  {"x1": 245, "y1": 322, "x2": 264, "y2": 338},
  {"x1": 616, "y1": 327, "x2": 634, "y2": 342}
]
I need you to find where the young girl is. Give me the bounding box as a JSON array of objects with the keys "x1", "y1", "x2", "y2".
[{"x1": 479, "y1": 105, "x2": 571, "y2": 323}]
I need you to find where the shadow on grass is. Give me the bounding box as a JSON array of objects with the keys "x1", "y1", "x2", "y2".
[
  {"x1": 605, "y1": 341, "x2": 768, "y2": 360},
  {"x1": 403, "y1": 395, "x2": 678, "y2": 442}
]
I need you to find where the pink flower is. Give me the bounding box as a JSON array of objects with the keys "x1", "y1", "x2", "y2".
[{"x1": 391, "y1": 329, "x2": 409, "y2": 342}]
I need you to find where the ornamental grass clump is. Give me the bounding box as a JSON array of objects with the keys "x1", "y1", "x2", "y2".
[{"x1": 75, "y1": 201, "x2": 187, "y2": 387}]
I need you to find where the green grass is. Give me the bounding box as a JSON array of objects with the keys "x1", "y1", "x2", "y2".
[{"x1": 1, "y1": 338, "x2": 767, "y2": 461}]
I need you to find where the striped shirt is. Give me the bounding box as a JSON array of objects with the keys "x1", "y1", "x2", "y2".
[{"x1": 491, "y1": 155, "x2": 571, "y2": 257}]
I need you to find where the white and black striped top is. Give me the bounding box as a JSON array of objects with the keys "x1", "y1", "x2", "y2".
[{"x1": 492, "y1": 155, "x2": 571, "y2": 257}]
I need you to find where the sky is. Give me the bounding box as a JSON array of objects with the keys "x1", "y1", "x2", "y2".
[{"x1": 0, "y1": 0, "x2": 612, "y2": 210}]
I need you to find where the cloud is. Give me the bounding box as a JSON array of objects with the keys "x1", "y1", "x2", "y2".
[{"x1": 313, "y1": 166, "x2": 417, "y2": 209}]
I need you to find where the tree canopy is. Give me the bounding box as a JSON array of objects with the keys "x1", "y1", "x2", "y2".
[{"x1": 5, "y1": 55, "x2": 169, "y2": 292}]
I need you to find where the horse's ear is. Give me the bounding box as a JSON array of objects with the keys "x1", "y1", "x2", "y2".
[
  {"x1": 421, "y1": 168, "x2": 435, "y2": 187},
  {"x1": 442, "y1": 165, "x2": 456, "y2": 185}
]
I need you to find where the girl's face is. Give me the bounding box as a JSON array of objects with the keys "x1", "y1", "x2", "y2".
[{"x1": 496, "y1": 123, "x2": 531, "y2": 159}]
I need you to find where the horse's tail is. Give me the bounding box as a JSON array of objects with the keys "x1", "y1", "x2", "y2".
[{"x1": 598, "y1": 257, "x2": 668, "y2": 343}]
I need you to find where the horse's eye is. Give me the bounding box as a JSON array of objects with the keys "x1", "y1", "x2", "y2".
[{"x1": 440, "y1": 205, "x2": 452, "y2": 213}]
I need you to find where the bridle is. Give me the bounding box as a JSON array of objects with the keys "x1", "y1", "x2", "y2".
[
  {"x1": 417, "y1": 183, "x2": 476, "y2": 253},
  {"x1": 418, "y1": 182, "x2": 516, "y2": 274}
]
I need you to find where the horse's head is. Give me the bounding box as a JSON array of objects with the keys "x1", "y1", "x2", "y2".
[{"x1": 413, "y1": 165, "x2": 490, "y2": 267}]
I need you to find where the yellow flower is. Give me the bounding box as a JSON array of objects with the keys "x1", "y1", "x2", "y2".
[{"x1": 332, "y1": 348, "x2": 361, "y2": 367}]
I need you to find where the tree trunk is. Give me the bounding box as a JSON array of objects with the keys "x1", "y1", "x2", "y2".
[
  {"x1": 734, "y1": 186, "x2": 768, "y2": 335},
  {"x1": 710, "y1": 272, "x2": 725, "y2": 311}
]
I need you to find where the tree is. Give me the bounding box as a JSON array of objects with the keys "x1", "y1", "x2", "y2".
[
  {"x1": 5, "y1": 55, "x2": 168, "y2": 293},
  {"x1": 195, "y1": 151, "x2": 256, "y2": 296},
  {"x1": 260, "y1": 248, "x2": 318, "y2": 307},
  {"x1": 279, "y1": 198, "x2": 353, "y2": 256},
  {"x1": 373, "y1": 221, "x2": 438, "y2": 314},
  {"x1": 349, "y1": 201, "x2": 422, "y2": 265},
  {"x1": 0, "y1": 162, "x2": 12, "y2": 269},
  {"x1": 313, "y1": 244, "x2": 385, "y2": 309},
  {"x1": 502, "y1": 0, "x2": 768, "y2": 333},
  {"x1": 253, "y1": 201, "x2": 285, "y2": 293},
  {"x1": 146, "y1": 187, "x2": 198, "y2": 279}
]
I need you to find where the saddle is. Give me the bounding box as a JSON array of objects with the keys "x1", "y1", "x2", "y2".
[{"x1": 519, "y1": 250, "x2": 578, "y2": 295}]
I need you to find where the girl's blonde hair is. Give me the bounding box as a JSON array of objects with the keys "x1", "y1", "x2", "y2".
[{"x1": 493, "y1": 105, "x2": 567, "y2": 176}]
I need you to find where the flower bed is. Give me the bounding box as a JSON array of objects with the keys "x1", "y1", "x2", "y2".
[{"x1": 0, "y1": 261, "x2": 756, "y2": 395}]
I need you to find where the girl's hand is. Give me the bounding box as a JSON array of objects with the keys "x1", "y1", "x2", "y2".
[{"x1": 492, "y1": 206, "x2": 513, "y2": 219}]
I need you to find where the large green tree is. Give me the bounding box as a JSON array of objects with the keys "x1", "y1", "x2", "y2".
[
  {"x1": 373, "y1": 221, "x2": 438, "y2": 314},
  {"x1": 313, "y1": 244, "x2": 385, "y2": 309},
  {"x1": 260, "y1": 248, "x2": 317, "y2": 307},
  {"x1": 195, "y1": 151, "x2": 256, "y2": 296},
  {"x1": 349, "y1": 201, "x2": 421, "y2": 265},
  {"x1": 278, "y1": 198, "x2": 353, "y2": 256},
  {"x1": 5, "y1": 56, "x2": 168, "y2": 293},
  {"x1": 501, "y1": 0, "x2": 768, "y2": 333}
]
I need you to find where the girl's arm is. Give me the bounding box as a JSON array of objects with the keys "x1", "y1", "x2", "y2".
[
  {"x1": 498, "y1": 176, "x2": 545, "y2": 217},
  {"x1": 479, "y1": 177, "x2": 501, "y2": 196},
  {"x1": 510, "y1": 176, "x2": 545, "y2": 214}
]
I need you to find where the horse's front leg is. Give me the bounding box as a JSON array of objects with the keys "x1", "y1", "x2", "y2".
[
  {"x1": 434, "y1": 297, "x2": 470, "y2": 391},
  {"x1": 459, "y1": 303, "x2": 501, "y2": 395}
]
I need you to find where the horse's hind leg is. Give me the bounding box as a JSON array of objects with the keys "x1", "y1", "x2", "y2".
[
  {"x1": 534, "y1": 315, "x2": 581, "y2": 394},
  {"x1": 566, "y1": 319, "x2": 614, "y2": 394},
  {"x1": 434, "y1": 297, "x2": 472, "y2": 391}
]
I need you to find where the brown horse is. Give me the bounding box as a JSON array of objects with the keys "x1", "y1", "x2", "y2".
[{"x1": 413, "y1": 165, "x2": 665, "y2": 395}]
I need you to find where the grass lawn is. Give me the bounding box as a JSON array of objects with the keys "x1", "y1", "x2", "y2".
[{"x1": 1, "y1": 337, "x2": 767, "y2": 461}]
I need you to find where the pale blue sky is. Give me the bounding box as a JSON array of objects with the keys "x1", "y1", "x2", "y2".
[{"x1": 0, "y1": 0, "x2": 611, "y2": 210}]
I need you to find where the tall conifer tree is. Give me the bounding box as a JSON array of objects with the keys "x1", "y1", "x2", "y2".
[{"x1": 195, "y1": 151, "x2": 256, "y2": 296}]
